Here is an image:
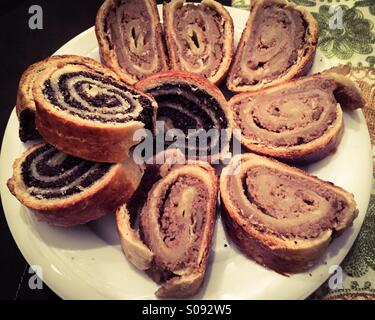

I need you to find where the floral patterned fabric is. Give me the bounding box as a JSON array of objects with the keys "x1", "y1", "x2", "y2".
[{"x1": 231, "y1": 0, "x2": 375, "y2": 300}]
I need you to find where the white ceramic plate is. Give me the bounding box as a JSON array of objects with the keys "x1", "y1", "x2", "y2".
[{"x1": 0, "y1": 6, "x2": 372, "y2": 300}]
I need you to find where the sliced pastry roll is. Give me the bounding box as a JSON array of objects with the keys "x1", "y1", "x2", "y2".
[
  {"x1": 16, "y1": 55, "x2": 120, "y2": 142},
  {"x1": 163, "y1": 0, "x2": 234, "y2": 85},
  {"x1": 33, "y1": 61, "x2": 157, "y2": 163},
  {"x1": 135, "y1": 71, "x2": 232, "y2": 161},
  {"x1": 227, "y1": 0, "x2": 319, "y2": 93},
  {"x1": 7, "y1": 143, "x2": 143, "y2": 227},
  {"x1": 116, "y1": 159, "x2": 217, "y2": 298},
  {"x1": 229, "y1": 69, "x2": 365, "y2": 163},
  {"x1": 220, "y1": 153, "x2": 358, "y2": 274},
  {"x1": 95, "y1": 0, "x2": 169, "y2": 85}
]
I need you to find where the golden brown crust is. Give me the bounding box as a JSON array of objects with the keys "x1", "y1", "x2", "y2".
[
  {"x1": 116, "y1": 205, "x2": 154, "y2": 270},
  {"x1": 35, "y1": 113, "x2": 145, "y2": 164},
  {"x1": 227, "y1": 69, "x2": 366, "y2": 164},
  {"x1": 135, "y1": 70, "x2": 233, "y2": 162},
  {"x1": 237, "y1": 121, "x2": 343, "y2": 165},
  {"x1": 115, "y1": 149, "x2": 186, "y2": 271},
  {"x1": 163, "y1": 0, "x2": 234, "y2": 85},
  {"x1": 16, "y1": 55, "x2": 120, "y2": 142},
  {"x1": 116, "y1": 161, "x2": 218, "y2": 298},
  {"x1": 136, "y1": 70, "x2": 229, "y2": 103},
  {"x1": 155, "y1": 272, "x2": 205, "y2": 298},
  {"x1": 157, "y1": 162, "x2": 218, "y2": 298},
  {"x1": 324, "y1": 71, "x2": 366, "y2": 111},
  {"x1": 32, "y1": 60, "x2": 158, "y2": 163},
  {"x1": 221, "y1": 205, "x2": 332, "y2": 274},
  {"x1": 226, "y1": 0, "x2": 319, "y2": 93},
  {"x1": 7, "y1": 143, "x2": 144, "y2": 227},
  {"x1": 16, "y1": 55, "x2": 117, "y2": 119},
  {"x1": 220, "y1": 153, "x2": 358, "y2": 274},
  {"x1": 95, "y1": 0, "x2": 169, "y2": 85}
]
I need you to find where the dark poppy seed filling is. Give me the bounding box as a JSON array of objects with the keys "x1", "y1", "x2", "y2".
[
  {"x1": 21, "y1": 144, "x2": 112, "y2": 200},
  {"x1": 42, "y1": 70, "x2": 154, "y2": 130},
  {"x1": 19, "y1": 109, "x2": 41, "y2": 142},
  {"x1": 145, "y1": 83, "x2": 228, "y2": 156},
  {"x1": 16, "y1": 55, "x2": 125, "y2": 143}
]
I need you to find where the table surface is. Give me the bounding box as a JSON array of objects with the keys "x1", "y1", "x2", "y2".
[{"x1": 1, "y1": 0, "x2": 374, "y2": 300}]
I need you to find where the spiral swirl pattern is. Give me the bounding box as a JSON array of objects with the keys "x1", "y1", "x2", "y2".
[
  {"x1": 231, "y1": 77, "x2": 339, "y2": 148},
  {"x1": 21, "y1": 144, "x2": 112, "y2": 200},
  {"x1": 164, "y1": 0, "x2": 232, "y2": 82},
  {"x1": 136, "y1": 72, "x2": 231, "y2": 160},
  {"x1": 96, "y1": 0, "x2": 169, "y2": 84},
  {"x1": 221, "y1": 154, "x2": 357, "y2": 240},
  {"x1": 42, "y1": 66, "x2": 153, "y2": 126},
  {"x1": 227, "y1": 0, "x2": 318, "y2": 92},
  {"x1": 139, "y1": 163, "x2": 217, "y2": 293},
  {"x1": 16, "y1": 55, "x2": 121, "y2": 142}
]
